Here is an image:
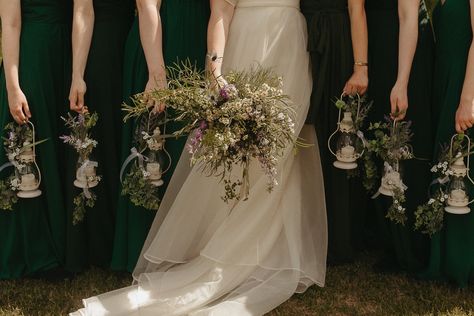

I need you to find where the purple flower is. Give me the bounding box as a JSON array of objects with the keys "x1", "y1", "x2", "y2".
[
  {"x1": 77, "y1": 114, "x2": 85, "y2": 125},
  {"x1": 199, "y1": 121, "x2": 208, "y2": 130},
  {"x1": 219, "y1": 84, "x2": 237, "y2": 101},
  {"x1": 59, "y1": 135, "x2": 72, "y2": 143}
]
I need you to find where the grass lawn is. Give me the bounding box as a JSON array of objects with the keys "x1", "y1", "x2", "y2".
[{"x1": 0, "y1": 252, "x2": 472, "y2": 316}]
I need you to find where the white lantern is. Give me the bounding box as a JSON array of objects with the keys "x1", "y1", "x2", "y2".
[
  {"x1": 445, "y1": 134, "x2": 473, "y2": 214},
  {"x1": 16, "y1": 122, "x2": 42, "y2": 198},
  {"x1": 328, "y1": 93, "x2": 365, "y2": 170},
  {"x1": 74, "y1": 157, "x2": 99, "y2": 189}
]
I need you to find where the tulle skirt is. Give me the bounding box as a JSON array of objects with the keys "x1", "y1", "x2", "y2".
[{"x1": 72, "y1": 3, "x2": 327, "y2": 315}]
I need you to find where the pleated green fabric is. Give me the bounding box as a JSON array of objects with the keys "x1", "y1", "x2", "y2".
[
  {"x1": 301, "y1": 0, "x2": 368, "y2": 264},
  {"x1": 0, "y1": 0, "x2": 72, "y2": 278},
  {"x1": 366, "y1": 0, "x2": 435, "y2": 272},
  {"x1": 64, "y1": 0, "x2": 134, "y2": 272},
  {"x1": 111, "y1": 0, "x2": 210, "y2": 272},
  {"x1": 421, "y1": 0, "x2": 474, "y2": 287}
]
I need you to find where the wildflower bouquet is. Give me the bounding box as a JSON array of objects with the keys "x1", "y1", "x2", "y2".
[
  {"x1": 124, "y1": 63, "x2": 298, "y2": 202},
  {"x1": 60, "y1": 111, "x2": 101, "y2": 224},
  {"x1": 363, "y1": 116, "x2": 414, "y2": 225},
  {"x1": 120, "y1": 112, "x2": 169, "y2": 211}
]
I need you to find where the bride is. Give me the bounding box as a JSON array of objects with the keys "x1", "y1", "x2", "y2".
[{"x1": 72, "y1": 0, "x2": 327, "y2": 315}]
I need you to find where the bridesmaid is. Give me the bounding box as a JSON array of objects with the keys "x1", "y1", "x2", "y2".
[
  {"x1": 0, "y1": 0, "x2": 71, "y2": 278},
  {"x1": 301, "y1": 0, "x2": 369, "y2": 264},
  {"x1": 422, "y1": 0, "x2": 474, "y2": 287},
  {"x1": 366, "y1": 0, "x2": 434, "y2": 272},
  {"x1": 65, "y1": 0, "x2": 134, "y2": 272},
  {"x1": 110, "y1": 0, "x2": 210, "y2": 272}
]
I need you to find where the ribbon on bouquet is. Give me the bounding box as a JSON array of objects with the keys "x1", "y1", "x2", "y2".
[
  {"x1": 430, "y1": 176, "x2": 450, "y2": 187},
  {"x1": 78, "y1": 160, "x2": 98, "y2": 199},
  {"x1": 372, "y1": 162, "x2": 408, "y2": 199},
  {"x1": 120, "y1": 147, "x2": 148, "y2": 183},
  {"x1": 356, "y1": 130, "x2": 368, "y2": 148}
]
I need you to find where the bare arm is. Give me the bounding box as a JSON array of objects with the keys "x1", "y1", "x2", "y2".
[
  {"x1": 344, "y1": 0, "x2": 368, "y2": 96},
  {"x1": 0, "y1": 0, "x2": 31, "y2": 124},
  {"x1": 208, "y1": 0, "x2": 234, "y2": 79},
  {"x1": 70, "y1": 0, "x2": 94, "y2": 112},
  {"x1": 455, "y1": 0, "x2": 474, "y2": 133},
  {"x1": 390, "y1": 0, "x2": 420, "y2": 120}
]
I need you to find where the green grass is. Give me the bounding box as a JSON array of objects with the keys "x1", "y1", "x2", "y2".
[{"x1": 0, "y1": 253, "x2": 472, "y2": 316}]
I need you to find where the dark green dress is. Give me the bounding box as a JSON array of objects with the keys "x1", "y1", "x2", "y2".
[
  {"x1": 422, "y1": 0, "x2": 474, "y2": 288},
  {"x1": 366, "y1": 0, "x2": 434, "y2": 272},
  {"x1": 64, "y1": 0, "x2": 134, "y2": 272},
  {"x1": 301, "y1": 0, "x2": 367, "y2": 264},
  {"x1": 111, "y1": 0, "x2": 210, "y2": 272},
  {"x1": 0, "y1": 0, "x2": 72, "y2": 278}
]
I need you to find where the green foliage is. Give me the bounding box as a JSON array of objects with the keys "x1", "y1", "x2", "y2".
[
  {"x1": 121, "y1": 163, "x2": 160, "y2": 211},
  {"x1": 73, "y1": 191, "x2": 96, "y2": 225},
  {"x1": 415, "y1": 189, "x2": 446, "y2": 236},
  {"x1": 0, "y1": 178, "x2": 18, "y2": 211}
]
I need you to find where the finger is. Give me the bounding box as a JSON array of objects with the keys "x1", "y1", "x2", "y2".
[
  {"x1": 456, "y1": 121, "x2": 463, "y2": 134},
  {"x1": 23, "y1": 100, "x2": 31, "y2": 119},
  {"x1": 77, "y1": 92, "x2": 85, "y2": 110},
  {"x1": 159, "y1": 103, "x2": 166, "y2": 113},
  {"x1": 16, "y1": 106, "x2": 27, "y2": 123}
]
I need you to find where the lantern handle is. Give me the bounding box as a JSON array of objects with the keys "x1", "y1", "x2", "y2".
[
  {"x1": 26, "y1": 121, "x2": 42, "y2": 189},
  {"x1": 327, "y1": 107, "x2": 342, "y2": 158}
]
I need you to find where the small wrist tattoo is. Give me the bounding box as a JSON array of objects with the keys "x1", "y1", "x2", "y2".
[
  {"x1": 206, "y1": 53, "x2": 224, "y2": 63},
  {"x1": 354, "y1": 61, "x2": 369, "y2": 67}
]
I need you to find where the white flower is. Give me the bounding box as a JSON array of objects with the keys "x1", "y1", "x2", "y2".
[
  {"x1": 440, "y1": 197, "x2": 445, "y2": 202},
  {"x1": 398, "y1": 206, "x2": 403, "y2": 211},
  {"x1": 428, "y1": 198, "x2": 435, "y2": 205}
]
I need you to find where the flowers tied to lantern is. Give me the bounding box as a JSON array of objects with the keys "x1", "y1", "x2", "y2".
[
  {"x1": 60, "y1": 111, "x2": 101, "y2": 224},
  {"x1": 120, "y1": 111, "x2": 171, "y2": 211},
  {"x1": 328, "y1": 93, "x2": 370, "y2": 170},
  {"x1": 445, "y1": 134, "x2": 474, "y2": 215},
  {"x1": 4, "y1": 122, "x2": 45, "y2": 199}
]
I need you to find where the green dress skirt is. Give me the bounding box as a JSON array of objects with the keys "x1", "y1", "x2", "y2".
[
  {"x1": 111, "y1": 0, "x2": 210, "y2": 272},
  {"x1": 0, "y1": 0, "x2": 71, "y2": 278},
  {"x1": 422, "y1": 0, "x2": 474, "y2": 287},
  {"x1": 64, "y1": 0, "x2": 134, "y2": 272},
  {"x1": 301, "y1": 0, "x2": 367, "y2": 264},
  {"x1": 366, "y1": 0, "x2": 434, "y2": 272}
]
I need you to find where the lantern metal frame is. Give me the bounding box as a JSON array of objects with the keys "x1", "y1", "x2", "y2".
[
  {"x1": 445, "y1": 133, "x2": 474, "y2": 215},
  {"x1": 16, "y1": 121, "x2": 42, "y2": 199},
  {"x1": 328, "y1": 92, "x2": 365, "y2": 170}
]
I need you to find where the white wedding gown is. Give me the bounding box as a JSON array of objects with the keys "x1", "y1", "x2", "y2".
[{"x1": 72, "y1": 0, "x2": 327, "y2": 315}]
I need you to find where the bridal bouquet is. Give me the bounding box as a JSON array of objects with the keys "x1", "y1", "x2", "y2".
[
  {"x1": 363, "y1": 116, "x2": 414, "y2": 225},
  {"x1": 0, "y1": 122, "x2": 48, "y2": 210},
  {"x1": 60, "y1": 111, "x2": 101, "y2": 224},
  {"x1": 120, "y1": 112, "x2": 169, "y2": 211},
  {"x1": 124, "y1": 63, "x2": 297, "y2": 202}
]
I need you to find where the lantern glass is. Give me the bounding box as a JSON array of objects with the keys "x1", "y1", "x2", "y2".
[
  {"x1": 17, "y1": 160, "x2": 42, "y2": 198},
  {"x1": 74, "y1": 156, "x2": 98, "y2": 189},
  {"x1": 146, "y1": 150, "x2": 164, "y2": 187},
  {"x1": 447, "y1": 176, "x2": 469, "y2": 207}
]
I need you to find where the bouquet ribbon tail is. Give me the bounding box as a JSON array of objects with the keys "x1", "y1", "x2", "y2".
[
  {"x1": 120, "y1": 147, "x2": 148, "y2": 183},
  {"x1": 431, "y1": 176, "x2": 449, "y2": 186},
  {"x1": 0, "y1": 162, "x2": 14, "y2": 174},
  {"x1": 356, "y1": 130, "x2": 368, "y2": 148}
]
